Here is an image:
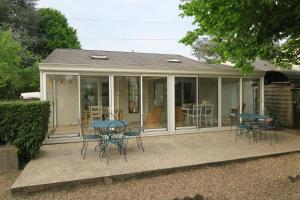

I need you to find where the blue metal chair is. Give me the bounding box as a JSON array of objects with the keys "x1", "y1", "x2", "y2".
[
  {"x1": 99, "y1": 120, "x2": 127, "y2": 164},
  {"x1": 259, "y1": 116, "x2": 279, "y2": 143},
  {"x1": 77, "y1": 118, "x2": 100, "y2": 159},
  {"x1": 124, "y1": 126, "x2": 144, "y2": 152}
]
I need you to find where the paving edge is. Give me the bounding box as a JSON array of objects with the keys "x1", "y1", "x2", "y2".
[{"x1": 10, "y1": 150, "x2": 300, "y2": 195}]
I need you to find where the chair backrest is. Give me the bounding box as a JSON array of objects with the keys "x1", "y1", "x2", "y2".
[
  {"x1": 152, "y1": 106, "x2": 161, "y2": 118},
  {"x1": 192, "y1": 104, "x2": 202, "y2": 116},
  {"x1": 204, "y1": 104, "x2": 213, "y2": 115},
  {"x1": 89, "y1": 106, "x2": 102, "y2": 121}
]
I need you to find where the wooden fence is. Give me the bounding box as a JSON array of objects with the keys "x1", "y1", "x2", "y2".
[{"x1": 264, "y1": 85, "x2": 293, "y2": 127}]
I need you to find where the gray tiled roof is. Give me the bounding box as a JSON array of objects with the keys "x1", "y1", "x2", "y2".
[{"x1": 42, "y1": 48, "x2": 275, "y2": 71}]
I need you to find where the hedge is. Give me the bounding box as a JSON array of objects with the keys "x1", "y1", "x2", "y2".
[{"x1": 0, "y1": 101, "x2": 50, "y2": 163}]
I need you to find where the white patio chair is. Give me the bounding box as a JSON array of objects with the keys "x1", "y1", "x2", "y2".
[
  {"x1": 186, "y1": 104, "x2": 202, "y2": 126},
  {"x1": 89, "y1": 106, "x2": 102, "y2": 123},
  {"x1": 201, "y1": 104, "x2": 214, "y2": 126}
]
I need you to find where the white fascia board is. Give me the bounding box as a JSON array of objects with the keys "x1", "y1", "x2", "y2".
[{"x1": 39, "y1": 63, "x2": 265, "y2": 77}]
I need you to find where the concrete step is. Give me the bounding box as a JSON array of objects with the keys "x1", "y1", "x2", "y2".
[
  {"x1": 44, "y1": 136, "x2": 82, "y2": 145},
  {"x1": 48, "y1": 133, "x2": 80, "y2": 138}
]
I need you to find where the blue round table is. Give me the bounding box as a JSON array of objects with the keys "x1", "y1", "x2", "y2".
[{"x1": 89, "y1": 120, "x2": 129, "y2": 129}]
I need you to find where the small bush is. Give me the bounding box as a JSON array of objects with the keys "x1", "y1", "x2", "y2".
[{"x1": 0, "y1": 101, "x2": 50, "y2": 164}]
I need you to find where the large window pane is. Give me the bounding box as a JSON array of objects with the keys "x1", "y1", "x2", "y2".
[
  {"x1": 222, "y1": 78, "x2": 240, "y2": 126},
  {"x1": 81, "y1": 76, "x2": 109, "y2": 127},
  {"x1": 114, "y1": 76, "x2": 141, "y2": 128},
  {"x1": 242, "y1": 78, "x2": 260, "y2": 114},
  {"x1": 198, "y1": 78, "x2": 218, "y2": 128},
  {"x1": 143, "y1": 76, "x2": 167, "y2": 130},
  {"x1": 175, "y1": 77, "x2": 197, "y2": 129}
]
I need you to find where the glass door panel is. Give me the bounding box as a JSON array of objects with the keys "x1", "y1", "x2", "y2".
[
  {"x1": 242, "y1": 78, "x2": 260, "y2": 114},
  {"x1": 198, "y1": 78, "x2": 218, "y2": 128},
  {"x1": 81, "y1": 76, "x2": 109, "y2": 127},
  {"x1": 114, "y1": 76, "x2": 141, "y2": 129},
  {"x1": 143, "y1": 76, "x2": 167, "y2": 130},
  {"x1": 175, "y1": 77, "x2": 197, "y2": 129},
  {"x1": 222, "y1": 78, "x2": 240, "y2": 126}
]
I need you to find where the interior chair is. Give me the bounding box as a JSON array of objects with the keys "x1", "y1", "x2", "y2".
[
  {"x1": 186, "y1": 104, "x2": 202, "y2": 126},
  {"x1": 232, "y1": 103, "x2": 246, "y2": 114},
  {"x1": 77, "y1": 118, "x2": 100, "y2": 159},
  {"x1": 201, "y1": 104, "x2": 214, "y2": 126},
  {"x1": 147, "y1": 106, "x2": 161, "y2": 128},
  {"x1": 89, "y1": 106, "x2": 102, "y2": 123},
  {"x1": 175, "y1": 106, "x2": 185, "y2": 123}
]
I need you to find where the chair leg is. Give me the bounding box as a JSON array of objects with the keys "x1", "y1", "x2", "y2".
[{"x1": 139, "y1": 136, "x2": 144, "y2": 152}]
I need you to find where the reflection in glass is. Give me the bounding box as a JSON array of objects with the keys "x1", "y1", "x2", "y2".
[
  {"x1": 198, "y1": 78, "x2": 218, "y2": 128},
  {"x1": 222, "y1": 78, "x2": 240, "y2": 126},
  {"x1": 114, "y1": 76, "x2": 140, "y2": 128},
  {"x1": 175, "y1": 77, "x2": 197, "y2": 129},
  {"x1": 243, "y1": 79, "x2": 260, "y2": 114},
  {"x1": 143, "y1": 76, "x2": 167, "y2": 130}
]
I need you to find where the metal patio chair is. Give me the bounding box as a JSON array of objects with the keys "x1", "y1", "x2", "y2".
[
  {"x1": 99, "y1": 120, "x2": 127, "y2": 164},
  {"x1": 259, "y1": 115, "x2": 279, "y2": 144},
  {"x1": 77, "y1": 118, "x2": 101, "y2": 159},
  {"x1": 124, "y1": 126, "x2": 144, "y2": 152}
]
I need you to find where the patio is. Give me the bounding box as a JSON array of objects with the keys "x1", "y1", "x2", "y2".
[{"x1": 11, "y1": 130, "x2": 300, "y2": 194}]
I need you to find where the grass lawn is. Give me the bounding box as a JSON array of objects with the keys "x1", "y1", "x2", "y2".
[{"x1": 1, "y1": 153, "x2": 299, "y2": 200}]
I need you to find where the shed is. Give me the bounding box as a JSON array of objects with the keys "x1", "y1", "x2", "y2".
[{"x1": 264, "y1": 70, "x2": 300, "y2": 128}]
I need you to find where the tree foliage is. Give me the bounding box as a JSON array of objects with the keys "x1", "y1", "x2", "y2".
[
  {"x1": 0, "y1": 29, "x2": 39, "y2": 99},
  {"x1": 179, "y1": 0, "x2": 300, "y2": 74},
  {"x1": 37, "y1": 8, "x2": 81, "y2": 58},
  {"x1": 192, "y1": 36, "x2": 219, "y2": 63},
  {"x1": 0, "y1": 2, "x2": 81, "y2": 99}
]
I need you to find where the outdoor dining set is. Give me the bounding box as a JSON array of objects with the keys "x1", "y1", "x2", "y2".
[
  {"x1": 77, "y1": 112, "x2": 144, "y2": 164},
  {"x1": 230, "y1": 112, "x2": 279, "y2": 144}
]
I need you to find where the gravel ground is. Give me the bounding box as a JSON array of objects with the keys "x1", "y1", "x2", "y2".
[{"x1": 2, "y1": 153, "x2": 300, "y2": 200}]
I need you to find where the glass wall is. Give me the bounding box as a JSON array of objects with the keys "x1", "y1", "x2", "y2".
[
  {"x1": 143, "y1": 76, "x2": 167, "y2": 130},
  {"x1": 242, "y1": 78, "x2": 260, "y2": 114},
  {"x1": 198, "y1": 78, "x2": 218, "y2": 128},
  {"x1": 175, "y1": 77, "x2": 197, "y2": 129},
  {"x1": 81, "y1": 76, "x2": 109, "y2": 127},
  {"x1": 222, "y1": 78, "x2": 240, "y2": 126},
  {"x1": 114, "y1": 76, "x2": 141, "y2": 129}
]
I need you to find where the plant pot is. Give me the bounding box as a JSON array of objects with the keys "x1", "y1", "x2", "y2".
[{"x1": 0, "y1": 145, "x2": 18, "y2": 171}]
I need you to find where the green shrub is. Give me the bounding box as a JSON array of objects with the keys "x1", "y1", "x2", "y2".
[{"x1": 0, "y1": 101, "x2": 50, "y2": 163}]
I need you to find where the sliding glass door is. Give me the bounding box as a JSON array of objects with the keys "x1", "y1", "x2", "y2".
[
  {"x1": 81, "y1": 76, "x2": 109, "y2": 127},
  {"x1": 221, "y1": 78, "x2": 240, "y2": 127},
  {"x1": 114, "y1": 76, "x2": 141, "y2": 129},
  {"x1": 175, "y1": 77, "x2": 197, "y2": 129},
  {"x1": 143, "y1": 76, "x2": 168, "y2": 130},
  {"x1": 198, "y1": 78, "x2": 218, "y2": 128}
]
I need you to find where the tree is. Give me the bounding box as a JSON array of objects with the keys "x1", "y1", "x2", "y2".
[
  {"x1": 192, "y1": 36, "x2": 219, "y2": 63},
  {"x1": 0, "y1": 30, "x2": 22, "y2": 98},
  {"x1": 179, "y1": 0, "x2": 300, "y2": 74},
  {"x1": 0, "y1": 29, "x2": 39, "y2": 99},
  {"x1": 36, "y1": 8, "x2": 81, "y2": 58},
  {"x1": 0, "y1": 0, "x2": 41, "y2": 67}
]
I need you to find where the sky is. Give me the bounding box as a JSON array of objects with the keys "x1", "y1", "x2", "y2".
[{"x1": 37, "y1": 0, "x2": 196, "y2": 58}]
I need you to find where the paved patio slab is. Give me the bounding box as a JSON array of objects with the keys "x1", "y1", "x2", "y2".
[{"x1": 11, "y1": 130, "x2": 300, "y2": 193}]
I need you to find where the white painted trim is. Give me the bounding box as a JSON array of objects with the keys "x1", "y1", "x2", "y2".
[
  {"x1": 109, "y1": 75, "x2": 114, "y2": 120},
  {"x1": 39, "y1": 71, "x2": 43, "y2": 100},
  {"x1": 239, "y1": 78, "x2": 243, "y2": 113},
  {"x1": 168, "y1": 75, "x2": 175, "y2": 133},
  {"x1": 53, "y1": 78, "x2": 57, "y2": 128},
  {"x1": 218, "y1": 77, "x2": 222, "y2": 127},
  {"x1": 42, "y1": 72, "x2": 47, "y2": 100},
  {"x1": 260, "y1": 76, "x2": 265, "y2": 115},
  {"x1": 140, "y1": 76, "x2": 143, "y2": 129},
  {"x1": 39, "y1": 63, "x2": 265, "y2": 77},
  {"x1": 78, "y1": 75, "x2": 81, "y2": 136}
]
